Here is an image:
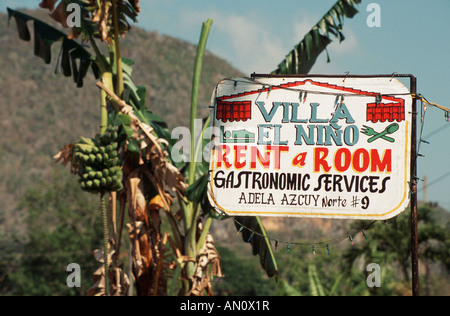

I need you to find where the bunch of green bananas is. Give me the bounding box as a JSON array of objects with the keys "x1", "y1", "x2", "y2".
[{"x1": 74, "y1": 126, "x2": 123, "y2": 193}]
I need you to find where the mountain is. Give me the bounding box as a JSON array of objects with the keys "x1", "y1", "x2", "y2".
[{"x1": 0, "y1": 8, "x2": 243, "y2": 238}]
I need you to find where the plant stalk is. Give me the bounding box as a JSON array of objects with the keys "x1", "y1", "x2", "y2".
[
  {"x1": 99, "y1": 69, "x2": 113, "y2": 298},
  {"x1": 185, "y1": 18, "x2": 213, "y2": 230},
  {"x1": 188, "y1": 19, "x2": 212, "y2": 186},
  {"x1": 100, "y1": 72, "x2": 114, "y2": 134},
  {"x1": 184, "y1": 19, "x2": 213, "y2": 285},
  {"x1": 196, "y1": 216, "x2": 212, "y2": 253},
  {"x1": 100, "y1": 88, "x2": 108, "y2": 134},
  {"x1": 100, "y1": 193, "x2": 110, "y2": 296},
  {"x1": 112, "y1": 0, "x2": 124, "y2": 97}
]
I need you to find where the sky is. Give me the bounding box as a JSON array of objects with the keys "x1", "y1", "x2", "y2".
[{"x1": 2, "y1": 0, "x2": 450, "y2": 209}]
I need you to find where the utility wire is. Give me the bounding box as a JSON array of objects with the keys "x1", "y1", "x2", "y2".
[
  {"x1": 417, "y1": 171, "x2": 450, "y2": 194},
  {"x1": 231, "y1": 215, "x2": 377, "y2": 252},
  {"x1": 423, "y1": 124, "x2": 450, "y2": 140}
]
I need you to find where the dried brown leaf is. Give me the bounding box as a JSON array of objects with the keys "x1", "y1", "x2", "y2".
[
  {"x1": 148, "y1": 195, "x2": 165, "y2": 212},
  {"x1": 88, "y1": 246, "x2": 130, "y2": 296},
  {"x1": 53, "y1": 144, "x2": 73, "y2": 165},
  {"x1": 49, "y1": 1, "x2": 69, "y2": 27},
  {"x1": 53, "y1": 144, "x2": 79, "y2": 174},
  {"x1": 127, "y1": 173, "x2": 148, "y2": 223},
  {"x1": 87, "y1": 263, "x2": 130, "y2": 296},
  {"x1": 96, "y1": 1, "x2": 112, "y2": 43},
  {"x1": 128, "y1": 0, "x2": 141, "y2": 13},
  {"x1": 39, "y1": 0, "x2": 58, "y2": 11},
  {"x1": 188, "y1": 226, "x2": 223, "y2": 296}
]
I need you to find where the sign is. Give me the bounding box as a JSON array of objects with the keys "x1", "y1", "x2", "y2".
[{"x1": 207, "y1": 76, "x2": 413, "y2": 220}]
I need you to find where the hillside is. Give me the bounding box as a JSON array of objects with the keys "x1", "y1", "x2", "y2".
[{"x1": 0, "y1": 8, "x2": 243, "y2": 237}]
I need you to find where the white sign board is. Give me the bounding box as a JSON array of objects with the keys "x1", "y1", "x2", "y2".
[{"x1": 207, "y1": 76, "x2": 413, "y2": 220}]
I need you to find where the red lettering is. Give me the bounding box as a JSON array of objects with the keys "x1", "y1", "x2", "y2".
[
  {"x1": 334, "y1": 148, "x2": 351, "y2": 172},
  {"x1": 250, "y1": 146, "x2": 271, "y2": 169},
  {"x1": 267, "y1": 146, "x2": 289, "y2": 170},
  {"x1": 216, "y1": 145, "x2": 232, "y2": 169},
  {"x1": 314, "y1": 148, "x2": 391, "y2": 174},
  {"x1": 352, "y1": 149, "x2": 370, "y2": 173},
  {"x1": 216, "y1": 145, "x2": 289, "y2": 170},
  {"x1": 314, "y1": 147, "x2": 332, "y2": 173},
  {"x1": 370, "y1": 149, "x2": 392, "y2": 173},
  {"x1": 292, "y1": 152, "x2": 307, "y2": 168},
  {"x1": 234, "y1": 145, "x2": 247, "y2": 169}
]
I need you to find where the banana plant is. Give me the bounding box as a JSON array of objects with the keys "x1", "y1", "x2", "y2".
[
  {"x1": 8, "y1": 1, "x2": 134, "y2": 296},
  {"x1": 7, "y1": 0, "x2": 362, "y2": 295},
  {"x1": 8, "y1": 0, "x2": 224, "y2": 296}
]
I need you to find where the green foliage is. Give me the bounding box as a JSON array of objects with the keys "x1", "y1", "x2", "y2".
[
  {"x1": 272, "y1": 244, "x2": 347, "y2": 296},
  {"x1": 2, "y1": 170, "x2": 102, "y2": 296},
  {"x1": 308, "y1": 264, "x2": 326, "y2": 296},
  {"x1": 212, "y1": 246, "x2": 274, "y2": 296},
  {"x1": 233, "y1": 217, "x2": 278, "y2": 278},
  {"x1": 345, "y1": 206, "x2": 448, "y2": 285},
  {"x1": 258, "y1": 205, "x2": 449, "y2": 296}
]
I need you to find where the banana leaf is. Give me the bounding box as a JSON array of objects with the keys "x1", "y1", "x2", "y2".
[
  {"x1": 234, "y1": 216, "x2": 278, "y2": 278},
  {"x1": 7, "y1": 8, "x2": 98, "y2": 87},
  {"x1": 273, "y1": 0, "x2": 361, "y2": 74}
]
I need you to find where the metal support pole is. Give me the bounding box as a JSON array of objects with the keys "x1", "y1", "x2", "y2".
[{"x1": 410, "y1": 76, "x2": 419, "y2": 296}]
